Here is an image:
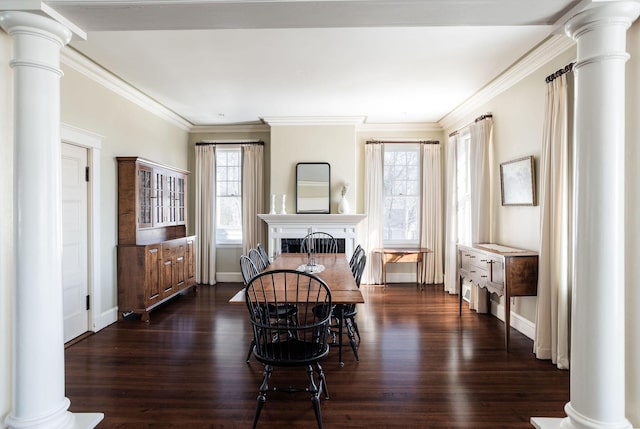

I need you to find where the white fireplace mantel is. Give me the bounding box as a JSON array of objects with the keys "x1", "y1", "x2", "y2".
[{"x1": 258, "y1": 214, "x2": 366, "y2": 260}]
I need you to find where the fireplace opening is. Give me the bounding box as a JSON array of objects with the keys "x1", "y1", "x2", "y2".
[{"x1": 281, "y1": 238, "x2": 346, "y2": 254}]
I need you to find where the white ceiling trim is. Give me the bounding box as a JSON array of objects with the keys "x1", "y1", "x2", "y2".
[
  {"x1": 358, "y1": 122, "x2": 443, "y2": 133},
  {"x1": 438, "y1": 34, "x2": 575, "y2": 131},
  {"x1": 61, "y1": 47, "x2": 192, "y2": 131},
  {"x1": 262, "y1": 116, "x2": 366, "y2": 126},
  {"x1": 191, "y1": 124, "x2": 270, "y2": 134}
]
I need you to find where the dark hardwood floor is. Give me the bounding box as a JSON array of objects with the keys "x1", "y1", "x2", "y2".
[{"x1": 65, "y1": 283, "x2": 569, "y2": 428}]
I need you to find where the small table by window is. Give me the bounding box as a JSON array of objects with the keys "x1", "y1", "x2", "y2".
[{"x1": 372, "y1": 248, "x2": 432, "y2": 289}]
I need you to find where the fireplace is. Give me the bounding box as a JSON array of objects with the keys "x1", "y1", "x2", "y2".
[
  {"x1": 280, "y1": 238, "x2": 346, "y2": 254},
  {"x1": 258, "y1": 214, "x2": 366, "y2": 260}
]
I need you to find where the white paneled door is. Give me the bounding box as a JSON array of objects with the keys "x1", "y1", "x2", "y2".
[{"x1": 61, "y1": 142, "x2": 89, "y2": 343}]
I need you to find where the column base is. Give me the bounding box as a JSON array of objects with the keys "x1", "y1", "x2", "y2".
[
  {"x1": 533, "y1": 404, "x2": 634, "y2": 429},
  {"x1": 531, "y1": 417, "x2": 563, "y2": 429},
  {"x1": 72, "y1": 413, "x2": 104, "y2": 429}
]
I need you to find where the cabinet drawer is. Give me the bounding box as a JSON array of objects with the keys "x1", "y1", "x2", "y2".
[{"x1": 161, "y1": 238, "x2": 185, "y2": 258}]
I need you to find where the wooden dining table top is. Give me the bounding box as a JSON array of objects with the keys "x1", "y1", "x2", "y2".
[{"x1": 229, "y1": 253, "x2": 365, "y2": 304}]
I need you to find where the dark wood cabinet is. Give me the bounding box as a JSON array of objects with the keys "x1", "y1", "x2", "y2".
[
  {"x1": 457, "y1": 243, "x2": 538, "y2": 350},
  {"x1": 117, "y1": 157, "x2": 196, "y2": 321}
]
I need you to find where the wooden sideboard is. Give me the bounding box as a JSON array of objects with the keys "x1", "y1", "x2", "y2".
[
  {"x1": 457, "y1": 243, "x2": 538, "y2": 350},
  {"x1": 117, "y1": 157, "x2": 196, "y2": 321}
]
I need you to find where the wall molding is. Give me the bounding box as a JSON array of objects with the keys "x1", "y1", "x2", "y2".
[
  {"x1": 358, "y1": 122, "x2": 443, "y2": 132},
  {"x1": 438, "y1": 34, "x2": 576, "y2": 130},
  {"x1": 61, "y1": 47, "x2": 192, "y2": 131},
  {"x1": 191, "y1": 123, "x2": 270, "y2": 134},
  {"x1": 491, "y1": 300, "x2": 536, "y2": 340},
  {"x1": 216, "y1": 272, "x2": 243, "y2": 283},
  {"x1": 262, "y1": 116, "x2": 365, "y2": 126}
]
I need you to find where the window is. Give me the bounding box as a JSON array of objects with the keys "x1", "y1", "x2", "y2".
[
  {"x1": 216, "y1": 148, "x2": 242, "y2": 244},
  {"x1": 383, "y1": 144, "x2": 420, "y2": 245},
  {"x1": 456, "y1": 131, "x2": 471, "y2": 245}
]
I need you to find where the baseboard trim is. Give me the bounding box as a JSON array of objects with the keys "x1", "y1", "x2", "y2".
[
  {"x1": 491, "y1": 301, "x2": 535, "y2": 340},
  {"x1": 217, "y1": 272, "x2": 243, "y2": 283}
]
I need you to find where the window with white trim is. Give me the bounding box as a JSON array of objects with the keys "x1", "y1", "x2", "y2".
[
  {"x1": 383, "y1": 144, "x2": 420, "y2": 246},
  {"x1": 216, "y1": 148, "x2": 242, "y2": 244}
]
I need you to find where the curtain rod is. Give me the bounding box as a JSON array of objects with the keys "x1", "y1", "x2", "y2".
[
  {"x1": 545, "y1": 62, "x2": 575, "y2": 83},
  {"x1": 195, "y1": 140, "x2": 264, "y2": 146},
  {"x1": 365, "y1": 139, "x2": 439, "y2": 145},
  {"x1": 448, "y1": 112, "x2": 493, "y2": 137}
]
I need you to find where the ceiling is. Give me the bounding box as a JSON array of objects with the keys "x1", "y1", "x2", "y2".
[{"x1": 41, "y1": 0, "x2": 583, "y2": 127}]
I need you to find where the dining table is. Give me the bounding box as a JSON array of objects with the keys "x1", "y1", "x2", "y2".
[{"x1": 230, "y1": 252, "x2": 365, "y2": 366}]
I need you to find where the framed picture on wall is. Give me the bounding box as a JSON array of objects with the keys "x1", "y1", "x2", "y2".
[{"x1": 500, "y1": 155, "x2": 536, "y2": 206}]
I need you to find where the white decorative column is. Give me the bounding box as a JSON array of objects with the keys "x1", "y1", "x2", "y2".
[
  {"x1": 0, "y1": 11, "x2": 102, "y2": 429},
  {"x1": 532, "y1": 2, "x2": 640, "y2": 429}
]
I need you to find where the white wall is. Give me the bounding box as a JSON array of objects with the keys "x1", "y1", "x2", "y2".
[
  {"x1": 443, "y1": 46, "x2": 577, "y2": 324},
  {"x1": 60, "y1": 64, "x2": 190, "y2": 321},
  {"x1": 0, "y1": 28, "x2": 13, "y2": 427},
  {"x1": 270, "y1": 124, "x2": 358, "y2": 215}
]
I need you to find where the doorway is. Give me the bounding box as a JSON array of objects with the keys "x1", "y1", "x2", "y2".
[{"x1": 61, "y1": 142, "x2": 89, "y2": 343}]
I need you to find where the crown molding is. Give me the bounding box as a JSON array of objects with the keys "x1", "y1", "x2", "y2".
[
  {"x1": 358, "y1": 122, "x2": 443, "y2": 133},
  {"x1": 262, "y1": 116, "x2": 366, "y2": 126},
  {"x1": 438, "y1": 34, "x2": 576, "y2": 131},
  {"x1": 190, "y1": 123, "x2": 271, "y2": 134},
  {"x1": 61, "y1": 47, "x2": 192, "y2": 131}
]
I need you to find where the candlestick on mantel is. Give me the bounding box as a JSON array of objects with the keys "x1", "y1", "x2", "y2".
[{"x1": 280, "y1": 194, "x2": 287, "y2": 214}]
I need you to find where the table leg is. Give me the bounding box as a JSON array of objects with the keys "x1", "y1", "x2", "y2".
[
  {"x1": 382, "y1": 260, "x2": 387, "y2": 288},
  {"x1": 337, "y1": 306, "x2": 344, "y2": 367}
]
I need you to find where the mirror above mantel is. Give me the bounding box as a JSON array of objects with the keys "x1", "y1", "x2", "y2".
[{"x1": 296, "y1": 162, "x2": 330, "y2": 214}]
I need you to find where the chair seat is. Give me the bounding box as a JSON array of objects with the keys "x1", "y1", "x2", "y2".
[
  {"x1": 267, "y1": 303, "x2": 297, "y2": 319},
  {"x1": 253, "y1": 339, "x2": 330, "y2": 367}
]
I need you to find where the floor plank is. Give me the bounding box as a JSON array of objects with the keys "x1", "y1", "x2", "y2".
[{"x1": 65, "y1": 283, "x2": 569, "y2": 428}]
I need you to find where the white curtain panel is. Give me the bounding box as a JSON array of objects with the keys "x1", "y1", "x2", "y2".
[
  {"x1": 419, "y1": 144, "x2": 444, "y2": 284},
  {"x1": 468, "y1": 117, "x2": 493, "y2": 313},
  {"x1": 241, "y1": 144, "x2": 264, "y2": 255},
  {"x1": 534, "y1": 73, "x2": 572, "y2": 369},
  {"x1": 363, "y1": 143, "x2": 384, "y2": 284},
  {"x1": 443, "y1": 134, "x2": 459, "y2": 294},
  {"x1": 195, "y1": 145, "x2": 217, "y2": 285}
]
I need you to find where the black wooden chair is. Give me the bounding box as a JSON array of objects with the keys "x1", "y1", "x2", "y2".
[
  {"x1": 256, "y1": 243, "x2": 270, "y2": 267},
  {"x1": 314, "y1": 251, "x2": 366, "y2": 366},
  {"x1": 241, "y1": 255, "x2": 297, "y2": 363},
  {"x1": 248, "y1": 248, "x2": 268, "y2": 272},
  {"x1": 245, "y1": 270, "x2": 332, "y2": 429},
  {"x1": 300, "y1": 231, "x2": 338, "y2": 254},
  {"x1": 240, "y1": 255, "x2": 260, "y2": 284},
  {"x1": 349, "y1": 244, "x2": 363, "y2": 268}
]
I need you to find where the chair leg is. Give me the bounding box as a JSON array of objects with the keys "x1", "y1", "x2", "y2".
[
  {"x1": 349, "y1": 316, "x2": 361, "y2": 342},
  {"x1": 246, "y1": 339, "x2": 255, "y2": 363},
  {"x1": 315, "y1": 362, "x2": 329, "y2": 399},
  {"x1": 307, "y1": 365, "x2": 324, "y2": 429},
  {"x1": 252, "y1": 365, "x2": 272, "y2": 429},
  {"x1": 345, "y1": 318, "x2": 359, "y2": 361}
]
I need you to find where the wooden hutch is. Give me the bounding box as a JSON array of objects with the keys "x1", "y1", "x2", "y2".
[{"x1": 116, "y1": 157, "x2": 196, "y2": 321}]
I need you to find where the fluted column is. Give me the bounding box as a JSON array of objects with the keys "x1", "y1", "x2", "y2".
[{"x1": 0, "y1": 11, "x2": 102, "y2": 429}]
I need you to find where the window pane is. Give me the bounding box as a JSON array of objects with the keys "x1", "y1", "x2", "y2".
[
  {"x1": 382, "y1": 145, "x2": 420, "y2": 244},
  {"x1": 216, "y1": 148, "x2": 243, "y2": 243}
]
